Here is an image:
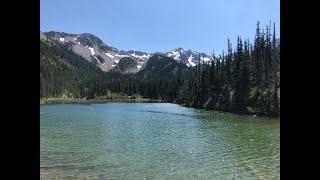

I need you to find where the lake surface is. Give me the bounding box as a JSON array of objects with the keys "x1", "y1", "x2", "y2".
[{"x1": 40, "y1": 103, "x2": 279, "y2": 179}]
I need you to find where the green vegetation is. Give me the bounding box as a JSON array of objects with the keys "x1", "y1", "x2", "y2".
[
  {"x1": 111, "y1": 57, "x2": 140, "y2": 74},
  {"x1": 40, "y1": 38, "x2": 109, "y2": 98},
  {"x1": 40, "y1": 97, "x2": 88, "y2": 105},
  {"x1": 40, "y1": 21, "x2": 279, "y2": 117},
  {"x1": 40, "y1": 93, "x2": 163, "y2": 105}
]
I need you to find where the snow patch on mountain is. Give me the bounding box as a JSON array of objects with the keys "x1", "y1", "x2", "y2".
[
  {"x1": 127, "y1": 52, "x2": 150, "y2": 60},
  {"x1": 88, "y1": 47, "x2": 95, "y2": 55},
  {"x1": 131, "y1": 53, "x2": 142, "y2": 59},
  {"x1": 174, "y1": 55, "x2": 180, "y2": 60},
  {"x1": 105, "y1": 53, "x2": 114, "y2": 58},
  {"x1": 115, "y1": 54, "x2": 129, "y2": 58},
  {"x1": 168, "y1": 50, "x2": 179, "y2": 57},
  {"x1": 188, "y1": 54, "x2": 194, "y2": 61},
  {"x1": 201, "y1": 56, "x2": 211, "y2": 62},
  {"x1": 142, "y1": 54, "x2": 150, "y2": 59},
  {"x1": 188, "y1": 56, "x2": 196, "y2": 67},
  {"x1": 43, "y1": 31, "x2": 215, "y2": 72},
  {"x1": 165, "y1": 48, "x2": 214, "y2": 66},
  {"x1": 93, "y1": 56, "x2": 99, "y2": 61}
]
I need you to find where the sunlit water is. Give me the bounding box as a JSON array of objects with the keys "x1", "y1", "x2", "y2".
[{"x1": 40, "y1": 103, "x2": 279, "y2": 179}]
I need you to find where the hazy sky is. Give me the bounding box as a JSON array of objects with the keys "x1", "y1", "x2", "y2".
[{"x1": 41, "y1": 0, "x2": 279, "y2": 54}]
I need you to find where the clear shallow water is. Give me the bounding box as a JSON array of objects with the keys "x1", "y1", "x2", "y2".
[{"x1": 40, "y1": 103, "x2": 279, "y2": 179}]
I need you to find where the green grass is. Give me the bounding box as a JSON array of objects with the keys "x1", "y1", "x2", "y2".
[
  {"x1": 40, "y1": 95, "x2": 165, "y2": 105},
  {"x1": 40, "y1": 97, "x2": 88, "y2": 105}
]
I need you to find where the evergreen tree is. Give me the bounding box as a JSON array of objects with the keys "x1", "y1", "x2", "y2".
[{"x1": 41, "y1": 21, "x2": 280, "y2": 117}]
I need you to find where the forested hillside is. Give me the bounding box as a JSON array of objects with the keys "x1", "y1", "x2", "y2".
[
  {"x1": 40, "y1": 22, "x2": 279, "y2": 117},
  {"x1": 40, "y1": 38, "x2": 108, "y2": 98}
]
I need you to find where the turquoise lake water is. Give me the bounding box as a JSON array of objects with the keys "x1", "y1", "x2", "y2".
[{"x1": 40, "y1": 103, "x2": 280, "y2": 179}]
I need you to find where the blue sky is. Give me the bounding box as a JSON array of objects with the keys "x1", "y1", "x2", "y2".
[{"x1": 41, "y1": 0, "x2": 279, "y2": 55}]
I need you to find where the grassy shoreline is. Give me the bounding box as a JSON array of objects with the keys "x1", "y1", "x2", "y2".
[{"x1": 40, "y1": 97, "x2": 165, "y2": 105}]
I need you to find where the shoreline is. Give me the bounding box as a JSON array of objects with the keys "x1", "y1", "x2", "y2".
[
  {"x1": 40, "y1": 97, "x2": 165, "y2": 105},
  {"x1": 40, "y1": 97, "x2": 279, "y2": 120}
]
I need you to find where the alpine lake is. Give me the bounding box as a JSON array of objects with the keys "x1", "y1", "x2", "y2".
[{"x1": 40, "y1": 103, "x2": 279, "y2": 179}]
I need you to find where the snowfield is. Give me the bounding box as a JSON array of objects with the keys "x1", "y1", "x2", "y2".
[{"x1": 88, "y1": 47, "x2": 95, "y2": 55}]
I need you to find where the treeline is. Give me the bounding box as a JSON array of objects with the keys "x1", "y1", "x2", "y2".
[
  {"x1": 103, "y1": 22, "x2": 280, "y2": 117},
  {"x1": 106, "y1": 55, "x2": 194, "y2": 102},
  {"x1": 40, "y1": 21, "x2": 279, "y2": 117},
  {"x1": 184, "y1": 22, "x2": 280, "y2": 117}
]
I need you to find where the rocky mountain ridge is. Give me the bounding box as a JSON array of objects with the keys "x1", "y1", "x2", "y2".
[{"x1": 41, "y1": 31, "x2": 215, "y2": 72}]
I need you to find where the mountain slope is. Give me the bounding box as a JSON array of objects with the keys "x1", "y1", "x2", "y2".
[
  {"x1": 136, "y1": 54, "x2": 191, "y2": 80},
  {"x1": 43, "y1": 31, "x2": 215, "y2": 73},
  {"x1": 111, "y1": 57, "x2": 141, "y2": 74},
  {"x1": 40, "y1": 32, "x2": 108, "y2": 98},
  {"x1": 162, "y1": 48, "x2": 214, "y2": 67},
  {"x1": 43, "y1": 31, "x2": 150, "y2": 72}
]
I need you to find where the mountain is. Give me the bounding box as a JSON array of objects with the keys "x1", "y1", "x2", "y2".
[
  {"x1": 40, "y1": 32, "x2": 108, "y2": 98},
  {"x1": 40, "y1": 32, "x2": 190, "y2": 98},
  {"x1": 136, "y1": 54, "x2": 191, "y2": 80},
  {"x1": 160, "y1": 48, "x2": 214, "y2": 67},
  {"x1": 43, "y1": 31, "x2": 215, "y2": 73},
  {"x1": 43, "y1": 31, "x2": 150, "y2": 72},
  {"x1": 40, "y1": 22, "x2": 280, "y2": 117},
  {"x1": 111, "y1": 57, "x2": 141, "y2": 74}
]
